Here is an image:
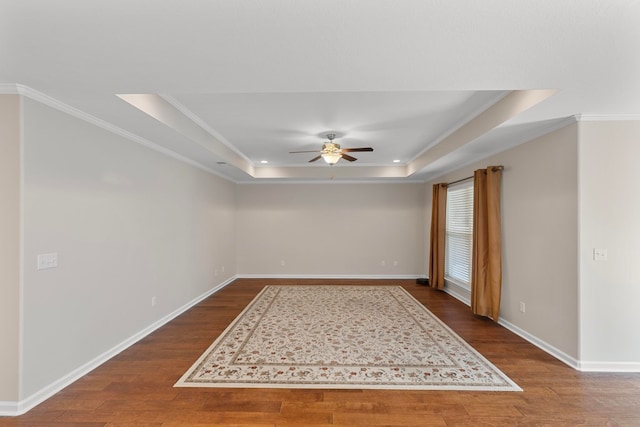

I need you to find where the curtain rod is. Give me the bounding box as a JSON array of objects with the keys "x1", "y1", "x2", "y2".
[
  {"x1": 447, "y1": 176, "x2": 473, "y2": 186},
  {"x1": 446, "y1": 165, "x2": 504, "y2": 186}
]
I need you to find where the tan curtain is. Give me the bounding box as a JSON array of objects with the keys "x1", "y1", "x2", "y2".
[
  {"x1": 471, "y1": 166, "x2": 503, "y2": 321},
  {"x1": 428, "y1": 183, "x2": 447, "y2": 290}
]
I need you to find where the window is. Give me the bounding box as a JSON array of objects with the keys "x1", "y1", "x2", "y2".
[{"x1": 445, "y1": 181, "x2": 474, "y2": 288}]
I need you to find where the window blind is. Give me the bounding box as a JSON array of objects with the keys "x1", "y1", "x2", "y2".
[{"x1": 445, "y1": 181, "x2": 474, "y2": 286}]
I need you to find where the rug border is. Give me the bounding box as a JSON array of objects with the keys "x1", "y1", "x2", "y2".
[
  {"x1": 174, "y1": 285, "x2": 522, "y2": 392},
  {"x1": 396, "y1": 287, "x2": 522, "y2": 392},
  {"x1": 174, "y1": 285, "x2": 273, "y2": 387}
]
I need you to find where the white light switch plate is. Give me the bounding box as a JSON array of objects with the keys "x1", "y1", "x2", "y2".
[
  {"x1": 37, "y1": 253, "x2": 58, "y2": 270},
  {"x1": 593, "y1": 248, "x2": 608, "y2": 261}
]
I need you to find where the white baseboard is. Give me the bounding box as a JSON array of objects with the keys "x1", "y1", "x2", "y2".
[
  {"x1": 497, "y1": 318, "x2": 580, "y2": 370},
  {"x1": 0, "y1": 277, "x2": 236, "y2": 417},
  {"x1": 498, "y1": 318, "x2": 640, "y2": 372},
  {"x1": 0, "y1": 401, "x2": 19, "y2": 416},
  {"x1": 236, "y1": 274, "x2": 421, "y2": 280},
  {"x1": 577, "y1": 361, "x2": 640, "y2": 372},
  {"x1": 440, "y1": 287, "x2": 640, "y2": 373}
]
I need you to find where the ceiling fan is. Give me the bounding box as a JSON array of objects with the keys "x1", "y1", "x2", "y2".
[{"x1": 289, "y1": 133, "x2": 374, "y2": 165}]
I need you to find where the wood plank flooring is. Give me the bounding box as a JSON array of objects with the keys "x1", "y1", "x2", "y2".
[{"x1": 2, "y1": 278, "x2": 640, "y2": 426}]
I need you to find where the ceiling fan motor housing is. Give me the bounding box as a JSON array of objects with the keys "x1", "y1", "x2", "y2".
[{"x1": 321, "y1": 142, "x2": 341, "y2": 154}]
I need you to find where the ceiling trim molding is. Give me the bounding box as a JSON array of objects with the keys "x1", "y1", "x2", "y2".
[
  {"x1": 419, "y1": 115, "x2": 578, "y2": 184},
  {"x1": 574, "y1": 113, "x2": 640, "y2": 122},
  {"x1": 0, "y1": 84, "x2": 234, "y2": 182},
  {"x1": 0, "y1": 83, "x2": 22, "y2": 94},
  {"x1": 518, "y1": 116, "x2": 579, "y2": 141},
  {"x1": 407, "y1": 89, "x2": 557, "y2": 177},
  {"x1": 118, "y1": 93, "x2": 254, "y2": 176},
  {"x1": 237, "y1": 178, "x2": 426, "y2": 185},
  {"x1": 160, "y1": 94, "x2": 252, "y2": 164},
  {"x1": 252, "y1": 164, "x2": 408, "y2": 180},
  {"x1": 408, "y1": 91, "x2": 510, "y2": 164},
  {"x1": 119, "y1": 94, "x2": 427, "y2": 181}
]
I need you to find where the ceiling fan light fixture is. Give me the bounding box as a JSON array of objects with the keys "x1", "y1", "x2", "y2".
[
  {"x1": 289, "y1": 132, "x2": 372, "y2": 165},
  {"x1": 321, "y1": 152, "x2": 341, "y2": 165}
]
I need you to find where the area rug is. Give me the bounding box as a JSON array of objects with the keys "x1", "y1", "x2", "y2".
[{"x1": 175, "y1": 285, "x2": 521, "y2": 391}]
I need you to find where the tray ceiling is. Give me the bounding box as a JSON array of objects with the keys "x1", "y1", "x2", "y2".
[{"x1": 1, "y1": 1, "x2": 639, "y2": 182}]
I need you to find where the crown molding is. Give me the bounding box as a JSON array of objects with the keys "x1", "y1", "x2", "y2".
[
  {"x1": 408, "y1": 91, "x2": 510, "y2": 164},
  {"x1": 0, "y1": 84, "x2": 235, "y2": 183},
  {"x1": 160, "y1": 94, "x2": 252, "y2": 164},
  {"x1": 0, "y1": 83, "x2": 22, "y2": 94},
  {"x1": 574, "y1": 113, "x2": 640, "y2": 122},
  {"x1": 236, "y1": 178, "x2": 425, "y2": 185},
  {"x1": 516, "y1": 115, "x2": 578, "y2": 142},
  {"x1": 419, "y1": 115, "x2": 578, "y2": 184}
]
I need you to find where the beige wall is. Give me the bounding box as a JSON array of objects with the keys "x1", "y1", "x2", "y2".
[
  {"x1": 425, "y1": 124, "x2": 580, "y2": 360},
  {"x1": 236, "y1": 183, "x2": 426, "y2": 277},
  {"x1": 19, "y1": 97, "x2": 237, "y2": 397},
  {"x1": 0, "y1": 95, "x2": 21, "y2": 401},
  {"x1": 578, "y1": 120, "x2": 640, "y2": 367}
]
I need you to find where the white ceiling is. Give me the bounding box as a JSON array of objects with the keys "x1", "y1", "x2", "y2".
[{"x1": 2, "y1": 0, "x2": 639, "y2": 182}]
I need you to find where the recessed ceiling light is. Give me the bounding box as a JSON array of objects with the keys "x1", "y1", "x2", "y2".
[
  {"x1": 260, "y1": 160, "x2": 269, "y2": 164},
  {"x1": 393, "y1": 159, "x2": 401, "y2": 163}
]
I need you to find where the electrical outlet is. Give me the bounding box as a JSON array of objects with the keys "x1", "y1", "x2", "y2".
[
  {"x1": 381, "y1": 260, "x2": 386, "y2": 266},
  {"x1": 281, "y1": 260, "x2": 286, "y2": 267},
  {"x1": 519, "y1": 302, "x2": 526, "y2": 313},
  {"x1": 393, "y1": 260, "x2": 398, "y2": 267},
  {"x1": 151, "y1": 296, "x2": 157, "y2": 307}
]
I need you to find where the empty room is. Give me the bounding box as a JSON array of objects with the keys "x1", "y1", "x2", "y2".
[{"x1": 1, "y1": 1, "x2": 640, "y2": 425}]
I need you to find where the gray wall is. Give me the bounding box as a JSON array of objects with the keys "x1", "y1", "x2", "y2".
[
  {"x1": 578, "y1": 120, "x2": 640, "y2": 368},
  {"x1": 20, "y1": 97, "x2": 237, "y2": 398},
  {"x1": 236, "y1": 183, "x2": 426, "y2": 277},
  {"x1": 423, "y1": 119, "x2": 640, "y2": 368},
  {"x1": 0, "y1": 95, "x2": 21, "y2": 401},
  {"x1": 425, "y1": 124, "x2": 580, "y2": 360}
]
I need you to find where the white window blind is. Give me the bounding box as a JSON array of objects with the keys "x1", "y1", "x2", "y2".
[{"x1": 445, "y1": 181, "x2": 474, "y2": 287}]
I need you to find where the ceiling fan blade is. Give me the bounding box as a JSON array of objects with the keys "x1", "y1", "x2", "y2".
[
  {"x1": 290, "y1": 150, "x2": 320, "y2": 154},
  {"x1": 341, "y1": 147, "x2": 374, "y2": 153},
  {"x1": 308, "y1": 155, "x2": 322, "y2": 163},
  {"x1": 341, "y1": 153, "x2": 358, "y2": 162}
]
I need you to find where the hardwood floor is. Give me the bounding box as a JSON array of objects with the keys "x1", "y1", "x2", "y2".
[{"x1": 2, "y1": 278, "x2": 639, "y2": 426}]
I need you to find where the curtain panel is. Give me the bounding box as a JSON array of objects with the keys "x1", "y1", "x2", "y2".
[
  {"x1": 471, "y1": 166, "x2": 503, "y2": 321},
  {"x1": 428, "y1": 183, "x2": 448, "y2": 290}
]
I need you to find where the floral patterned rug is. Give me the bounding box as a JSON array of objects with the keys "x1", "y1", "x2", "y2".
[{"x1": 175, "y1": 285, "x2": 521, "y2": 391}]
